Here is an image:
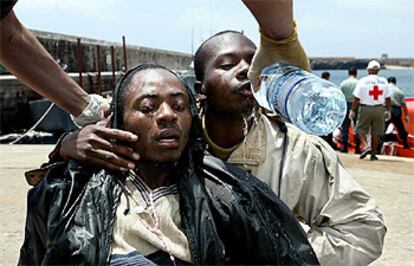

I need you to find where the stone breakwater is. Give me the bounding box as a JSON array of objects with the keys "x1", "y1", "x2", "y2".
[{"x1": 310, "y1": 57, "x2": 414, "y2": 70}]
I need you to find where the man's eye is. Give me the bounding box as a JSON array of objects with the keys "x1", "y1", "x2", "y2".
[
  {"x1": 219, "y1": 64, "x2": 234, "y2": 70},
  {"x1": 139, "y1": 105, "x2": 155, "y2": 113},
  {"x1": 174, "y1": 104, "x2": 186, "y2": 112}
]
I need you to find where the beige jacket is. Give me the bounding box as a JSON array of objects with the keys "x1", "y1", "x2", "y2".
[{"x1": 226, "y1": 111, "x2": 386, "y2": 266}]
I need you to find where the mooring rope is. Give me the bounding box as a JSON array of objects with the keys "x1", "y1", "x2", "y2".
[{"x1": 9, "y1": 102, "x2": 55, "y2": 145}]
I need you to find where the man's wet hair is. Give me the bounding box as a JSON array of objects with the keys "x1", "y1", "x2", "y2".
[
  {"x1": 387, "y1": 76, "x2": 396, "y2": 84},
  {"x1": 194, "y1": 30, "x2": 253, "y2": 82},
  {"x1": 348, "y1": 67, "x2": 357, "y2": 76}
]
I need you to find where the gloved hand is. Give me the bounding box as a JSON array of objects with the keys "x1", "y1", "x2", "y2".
[
  {"x1": 385, "y1": 110, "x2": 391, "y2": 122},
  {"x1": 247, "y1": 21, "x2": 311, "y2": 92},
  {"x1": 71, "y1": 94, "x2": 110, "y2": 127},
  {"x1": 349, "y1": 110, "x2": 356, "y2": 121},
  {"x1": 405, "y1": 115, "x2": 410, "y2": 124}
]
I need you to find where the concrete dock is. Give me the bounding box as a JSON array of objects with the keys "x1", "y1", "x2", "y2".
[{"x1": 0, "y1": 144, "x2": 413, "y2": 265}]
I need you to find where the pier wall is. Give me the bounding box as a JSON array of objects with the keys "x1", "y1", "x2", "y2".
[
  {"x1": 1, "y1": 29, "x2": 412, "y2": 134},
  {"x1": 0, "y1": 30, "x2": 193, "y2": 134}
]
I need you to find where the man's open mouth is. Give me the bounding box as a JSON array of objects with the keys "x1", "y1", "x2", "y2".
[
  {"x1": 237, "y1": 81, "x2": 253, "y2": 98},
  {"x1": 155, "y1": 129, "x2": 180, "y2": 148}
]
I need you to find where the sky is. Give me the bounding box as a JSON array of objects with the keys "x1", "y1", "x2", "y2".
[{"x1": 13, "y1": 0, "x2": 414, "y2": 58}]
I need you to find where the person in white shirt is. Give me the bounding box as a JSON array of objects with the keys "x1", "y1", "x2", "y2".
[{"x1": 350, "y1": 60, "x2": 391, "y2": 160}]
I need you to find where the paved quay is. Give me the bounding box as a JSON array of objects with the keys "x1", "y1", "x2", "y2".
[{"x1": 0, "y1": 144, "x2": 413, "y2": 265}]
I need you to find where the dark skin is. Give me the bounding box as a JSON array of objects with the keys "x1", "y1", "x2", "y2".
[
  {"x1": 58, "y1": 1, "x2": 295, "y2": 170},
  {"x1": 60, "y1": 117, "x2": 139, "y2": 172},
  {"x1": 196, "y1": 33, "x2": 257, "y2": 148},
  {"x1": 62, "y1": 68, "x2": 192, "y2": 187},
  {"x1": 60, "y1": 34, "x2": 258, "y2": 168},
  {"x1": 0, "y1": 10, "x2": 94, "y2": 116},
  {"x1": 121, "y1": 69, "x2": 192, "y2": 187}
]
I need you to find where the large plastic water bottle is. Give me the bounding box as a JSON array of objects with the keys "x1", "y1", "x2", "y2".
[{"x1": 253, "y1": 63, "x2": 347, "y2": 136}]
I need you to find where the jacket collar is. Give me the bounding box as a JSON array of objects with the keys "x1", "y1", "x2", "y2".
[{"x1": 226, "y1": 112, "x2": 267, "y2": 166}]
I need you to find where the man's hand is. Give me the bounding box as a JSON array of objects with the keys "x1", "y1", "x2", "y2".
[
  {"x1": 247, "y1": 23, "x2": 311, "y2": 92},
  {"x1": 405, "y1": 115, "x2": 410, "y2": 124},
  {"x1": 349, "y1": 110, "x2": 356, "y2": 121},
  {"x1": 242, "y1": 0, "x2": 310, "y2": 92},
  {"x1": 60, "y1": 116, "x2": 139, "y2": 172}
]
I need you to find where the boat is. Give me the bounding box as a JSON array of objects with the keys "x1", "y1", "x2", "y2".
[{"x1": 335, "y1": 97, "x2": 414, "y2": 158}]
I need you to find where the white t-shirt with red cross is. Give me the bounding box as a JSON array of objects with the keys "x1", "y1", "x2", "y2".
[{"x1": 353, "y1": 74, "x2": 391, "y2": 105}]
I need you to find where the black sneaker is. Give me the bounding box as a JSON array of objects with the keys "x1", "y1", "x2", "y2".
[
  {"x1": 370, "y1": 154, "x2": 379, "y2": 161},
  {"x1": 403, "y1": 143, "x2": 410, "y2": 149},
  {"x1": 359, "y1": 148, "x2": 371, "y2": 159}
]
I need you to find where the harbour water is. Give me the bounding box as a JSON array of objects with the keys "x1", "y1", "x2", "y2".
[{"x1": 313, "y1": 69, "x2": 414, "y2": 97}]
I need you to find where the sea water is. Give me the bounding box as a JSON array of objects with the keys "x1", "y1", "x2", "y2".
[{"x1": 313, "y1": 69, "x2": 414, "y2": 97}]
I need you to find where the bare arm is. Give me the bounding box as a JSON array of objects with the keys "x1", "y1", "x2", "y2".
[
  {"x1": 351, "y1": 97, "x2": 360, "y2": 112},
  {"x1": 402, "y1": 102, "x2": 409, "y2": 116},
  {"x1": 401, "y1": 102, "x2": 410, "y2": 123},
  {"x1": 242, "y1": 0, "x2": 310, "y2": 91},
  {"x1": 242, "y1": 0, "x2": 293, "y2": 40},
  {"x1": 385, "y1": 97, "x2": 391, "y2": 112},
  {"x1": 0, "y1": 11, "x2": 90, "y2": 116}
]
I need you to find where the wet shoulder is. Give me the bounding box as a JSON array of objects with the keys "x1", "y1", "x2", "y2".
[{"x1": 281, "y1": 122, "x2": 339, "y2": 175}]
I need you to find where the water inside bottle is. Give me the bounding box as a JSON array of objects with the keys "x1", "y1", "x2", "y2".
[
  {"x1": 256, "y1": 63, "x2": 347, "y2": 136},
  {"x1": 288, "y1": 81, "x2": 347, "y2": 135}
]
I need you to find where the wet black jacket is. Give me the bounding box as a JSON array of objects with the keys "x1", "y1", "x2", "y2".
[{"x1": 19, "y1": 155, "x2": 319, "y2": 265}]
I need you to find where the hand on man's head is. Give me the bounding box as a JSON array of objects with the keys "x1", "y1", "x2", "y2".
[{"x1": 60, "y1": 115, "x2": 139, "y2": 172}]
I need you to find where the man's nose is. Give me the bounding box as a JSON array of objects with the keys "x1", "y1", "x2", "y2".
[
  {"x1": 236, "y1": 60, "x2": 250, "y2": 79},
  {"x1": 156, "y1": 103, "x2": 177, "y2": 123}
]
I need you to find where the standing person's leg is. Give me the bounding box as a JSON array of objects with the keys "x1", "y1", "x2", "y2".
[
  {"x1": 354, "y1": 106, "x2": 361, "y2": 153},
  {"x1": 358, "y1": 133, "x2": 368, "y2": 149},
  {"x1": 377, "y1": 119, "x2": 390, "y2": 154},
  {"x1": 391, "y1": 107, "x2": 409, "y2": 148},
  {"x1": 341, "y1": 103, "x2": 352, "y2": 152},
  {"x1": 355, "y1": 106, "x2": 371, "y2": 159},
  {"x1": 370, "y1": 106, "x2": 385, "y2": 160},
  {"x1": 355, "y1": 137, "x2": 362, "y2": 154},
  {"x1": 371, "y1": 135, "x2": 379, "y2": 160}
]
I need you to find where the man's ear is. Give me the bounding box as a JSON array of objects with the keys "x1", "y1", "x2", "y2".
[
  {"x1": 194, "y1": 80, "x2": 207, "y2": 103},
  {"x1": 194, "y1": 80, "x2": 203, "y2": 94}
]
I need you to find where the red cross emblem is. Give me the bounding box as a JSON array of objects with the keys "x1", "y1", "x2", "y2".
[{"x1": 369, "y1": 85, "x2": 383, "y2": 100}]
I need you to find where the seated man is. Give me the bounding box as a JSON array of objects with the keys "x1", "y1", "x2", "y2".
[{"x1": 19, "y1": 64, "x2": 318, "y2": 265}]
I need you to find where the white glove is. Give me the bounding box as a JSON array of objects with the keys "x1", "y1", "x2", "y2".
[
  {"x1": 71, "y1": 94, "x2": 110, "y2": 127},
  {"x1": 247, "y1": 21, "x2": 311, "y2": 92}
]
